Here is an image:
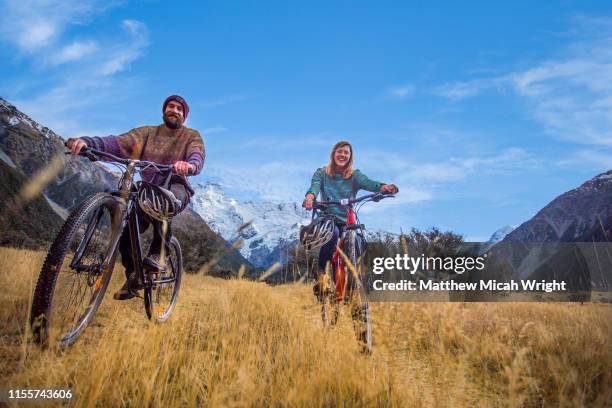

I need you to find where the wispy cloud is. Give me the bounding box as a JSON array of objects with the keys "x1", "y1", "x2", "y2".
[
  {"x1": 51, "y1": 40, "x2": 98, "y2": 65},
  {"x1": 202, "y1": 126, "x2": 228, "y2": 135},
  {"x1": 200, "y1": 95, "x2": 249, "y2": 108},
  {"x1": 398, "y1": 148, "x2": 535, "y2": 184},
  {"x1": 96, "y1": 20, "x2": 149, "y2": 75},
  {"x1": 432, "y1": 78, "x2": 502, "y2": 100},
  {"x1": 433, "y1": 16, "x2": 612, "y2": 146},
  {"x1": 385, "y1": 84, "x2": 415, "y2": 100},
  {"x1": 557, "y1": 149, "x2": 612, "y2": 169},
  {"x1": 1, "y1": 1, "x2": 149, "y2": 136},
  {"x1": 204, "y1": 161, "x2": 315, "y2": 202},
  {"x1": 0, "y1": 0, "x2": 120, "y2": 52},
  {"x1": 12, "y1": 75, "x2": 142, "y2": 136},
  {"x1": 236, "y1": 132, "x2": 336, "y2": 151}
]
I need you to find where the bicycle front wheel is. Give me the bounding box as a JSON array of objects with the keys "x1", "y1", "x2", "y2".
[
  {"x1": 344, "y1": 230, "x2": 373, "y2": 354},
  {"x1": 319, "y1": 267, "x2": 339, "y2": 326},
  {"x1": 30, "y1": 193, "x2": 121, "y2": 348},
  {"x1": 144, "y1": 236, "x2": 183, "y2": 322}
]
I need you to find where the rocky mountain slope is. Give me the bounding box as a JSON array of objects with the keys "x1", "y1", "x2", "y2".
[
  {"x1": 0, "y1": 160, "x2": 63, "y2": 248},
  {"x1": 483, "y1": 172, "x2": 612, "y2": 291},
  {"x1": 0, "y1": 97, "x2": 253, "y2": 275},
  {"x1": 503, "y1": 172, "x2": 612, "y2": 243}
]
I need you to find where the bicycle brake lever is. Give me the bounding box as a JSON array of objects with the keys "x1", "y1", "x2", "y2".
[
  {"x1": 374, "y1": 193, "x2": 396, "y2": 202},
  {"x1": 65, "y1": 147, "x2": 97, "y2": 161},
  {"x1": 81, "y1": 148, "x2": 98, "y2": 162}
]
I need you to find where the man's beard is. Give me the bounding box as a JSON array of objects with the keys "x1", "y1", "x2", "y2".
[{"x1": 163, "y1": 113, "x2": 183, "y2": 129}]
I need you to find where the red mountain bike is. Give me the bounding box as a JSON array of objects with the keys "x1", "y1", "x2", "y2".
[{"x1": 311, "y1": 192, "x2": 394, "y2": 354}]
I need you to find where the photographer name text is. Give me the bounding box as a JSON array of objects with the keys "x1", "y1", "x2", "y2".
[{"x1": 372, "y1": 279, "x2": 567, "y2": 292}]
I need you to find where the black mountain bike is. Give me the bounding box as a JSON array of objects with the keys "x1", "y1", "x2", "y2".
[
  {"x1": 309, "y1": 192, "x2": 394, "y2": 354},
  {"x1": 30, "y1": 148, "x2": 184, "y2": 347}
]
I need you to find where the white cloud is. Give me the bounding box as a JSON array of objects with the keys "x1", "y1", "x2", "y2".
[
  {"x1": 556, "y1": 149, "x2": 612, "y2": 169},
  {"x1": 97, "y1": 20, "x2": 149, "y2": 75},
  {"x1": 236, "y1": 132, "x2": 336, "y2": 151},
  {"x1": 204, "y1": 160, "x2": 315, "y2": 202},
  {"x1": 201, "y1": 145, "x2": 533, "y2": 210},
  {"x1": 1, "y1": 1, "x2": 150, "y2": 137},
  {"x1": 0, "y1": 0, "x2": 118, "y2": 52},
  {"x1": 202, "y1": 126, "x2": 228, "y2": 135},
  {"x1": 386, "y1": 85, "x2": 415, "y2": 100},
  {"x1": 402, "y1": 148, "x2": 533, "y2": 184},
  {"x1": 433, "y1": 16, "x2": 612, "y2": 146},
  {"x1": 200, "y1": 95, "x2": 249, "y2": 108},
  {"x1": 432, "y1": 78, "x2": 500, "y2": 100},
  {"x1": 13, "y1": 75, "x2": 141, "y2": 136},
  {"x1": 18, "y1": 21, "x2": 57, "y2": 50},
  {"x1": 52, "y1": 40, "x2": 98, "y2": 65}
]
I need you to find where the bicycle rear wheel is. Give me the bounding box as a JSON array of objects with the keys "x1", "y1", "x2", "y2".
[
  {"x1": 31, "y1": 193, "x2": 121, "y2": 347},
  {"x1": 144, "y1": 236, "x2": 182, "y2": 322},
  {"x1": 344, "y1": 230, "x2": 373, "y2": 354}
]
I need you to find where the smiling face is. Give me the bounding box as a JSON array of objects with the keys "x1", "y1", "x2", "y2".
[
  {"x1": 333, "y1": 144, "x2": 351, "y2": 169},
  {"x1": 163, "y1": 100, "x2": 185, "y2": 129}
]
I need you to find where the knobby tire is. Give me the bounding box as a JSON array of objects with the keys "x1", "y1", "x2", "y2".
[{"x1": 30, "y1": 193, "x2": 120, "y2": 348}]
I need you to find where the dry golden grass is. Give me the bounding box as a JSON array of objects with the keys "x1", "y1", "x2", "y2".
[{"x1": 0, "y1": 247, "x2": 611, "y2": 407}]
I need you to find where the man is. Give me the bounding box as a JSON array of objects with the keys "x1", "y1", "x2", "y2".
[{"x1": 66, "y1": 95, "x2": 205, "y2": 299}]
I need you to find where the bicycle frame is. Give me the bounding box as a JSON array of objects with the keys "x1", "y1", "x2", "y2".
[
  {"x1": 331, "y1": 206, "x2": 362, "y2": 301},
  {"x1": 69, "y1": 157, "x2": 170, "y2": 291}
]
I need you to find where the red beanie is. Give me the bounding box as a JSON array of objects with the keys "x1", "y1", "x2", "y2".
[{"x1": 163, "y1": 95, "x2": 189, "y2": 119}]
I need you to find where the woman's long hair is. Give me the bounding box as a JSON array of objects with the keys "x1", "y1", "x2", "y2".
[{"x1": 325, "y1": 140, "x2": 353, "y2": 179}]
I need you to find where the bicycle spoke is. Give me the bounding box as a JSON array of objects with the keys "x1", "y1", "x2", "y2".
[{"x1": 33, "y1": 194, "x2": 117, "y2": 346}]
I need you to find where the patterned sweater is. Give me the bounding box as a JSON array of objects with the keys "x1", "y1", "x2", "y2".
[
  {"x1": 82, "y1": 124, "x2": 205, "y2": 195},
  {"x1": 306, "y1": 167, "x2": 384, "y2": 222}
]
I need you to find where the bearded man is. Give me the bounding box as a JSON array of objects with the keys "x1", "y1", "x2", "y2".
[{"x1": 66, "y1": 95, "x2": 205, "y2": 299}]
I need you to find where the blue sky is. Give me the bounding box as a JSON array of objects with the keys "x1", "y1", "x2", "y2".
[{"x1": 2, "y1": 1, "x2": 612, "y2": 240}]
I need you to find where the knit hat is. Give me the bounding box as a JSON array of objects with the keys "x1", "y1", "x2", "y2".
[{"x1": 163, "y1": 95, "x2": 189, "y2": 119}]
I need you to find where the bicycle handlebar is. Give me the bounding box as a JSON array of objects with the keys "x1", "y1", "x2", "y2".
[
  {"x1": 66, "y1": 146, "x2": 194, "y2": 175},
  {"x1": 313, "y1": 191, "x2": 394, "y2": 209}
]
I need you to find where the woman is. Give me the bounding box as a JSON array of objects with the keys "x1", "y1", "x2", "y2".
[{"x1": 302, "y1": 141, "x2": 398, "y2": 295}]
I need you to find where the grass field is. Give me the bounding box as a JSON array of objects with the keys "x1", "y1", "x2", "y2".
[{"x1": 0, "y1": 247, "x2": 611, "y2": 407}]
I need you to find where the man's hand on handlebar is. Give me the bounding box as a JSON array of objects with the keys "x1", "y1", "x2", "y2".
[
  {"x1": 380, "y1": 184, "x2": 399, "y2": 195},
  {"x1": 174, "y1": 161, "x2": 194, "y2": 176},
  {"x1": 66, "y1": 138, "x2": 88, "y2": 155},
  {"x1": 302, "y1": 193, "x2": 315, "y2": 210}
]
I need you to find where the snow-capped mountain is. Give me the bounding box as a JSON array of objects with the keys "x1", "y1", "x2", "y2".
[
  {"x1": 478, "y1": 225, "x2": 515, "y2": 253},
  {"x1": 487, "y1": 225, "x2": 515, "y2": 244},
  {"x1": 191, "y1": 182, "x2": 311, "y2": 267}
]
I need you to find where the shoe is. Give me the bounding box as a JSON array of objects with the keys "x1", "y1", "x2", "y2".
[
  {"x1": 113, "y1": 280, "x2": 136, "y2": 300},
  {"x1": 313, "y1": 282, "x2": 322, "y2": 298},
  {"x1": 313, "y1": 281, "x2": 332, "y2": 302},
  {"x1": 143, "y1": 254, "x2": 165, "y2": 274}
]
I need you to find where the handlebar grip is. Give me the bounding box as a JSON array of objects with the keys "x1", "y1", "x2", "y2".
[
  {"x1": 64, "y1": 140, "x2": 89, "y2": 155},
  {"x1": 169, "y1": 164, "x2": 196, "y2": 176}
]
